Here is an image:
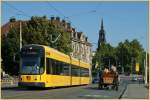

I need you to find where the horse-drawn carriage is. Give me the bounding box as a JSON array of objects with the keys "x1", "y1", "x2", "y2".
[{"x1": 98, "y1": 66, "x2": 119, "y2": 91}]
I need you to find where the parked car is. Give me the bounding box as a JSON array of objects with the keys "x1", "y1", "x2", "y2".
[
  {"x1": 131, "y1": 74, "x2": 138, "y2": 81},
  {"x1": 92, "y1": 78, "x2": 99, "y2": 84}
]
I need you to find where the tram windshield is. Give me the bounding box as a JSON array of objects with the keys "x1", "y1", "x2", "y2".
[{"x1": 21, "y1": 56, "x2": 44, "y2": 74}]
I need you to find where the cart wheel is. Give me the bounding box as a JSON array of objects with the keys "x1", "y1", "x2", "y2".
[
  {"x1": 111, "y1": 85, "x2": 115, "y2": 90},
  {"x1": 98, "y1": 83, "x2": 102, "y2": 89},
  {"x1": 106, "y1": 86, "x2": 109, "y2": 90},
  {"x1": 100, "y1": 84, "x2": 103, "y2": 89},
  {"x1": 104, "y1": 85, "x2": 109, "y2": 90},
  {"x1": 98, "y1": 85, "x2": 100, "y2": 89}
]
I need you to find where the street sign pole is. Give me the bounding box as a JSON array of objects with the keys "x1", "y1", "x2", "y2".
[{"x1": 145, "y1": 52, "x2": 147, "y2": 85}]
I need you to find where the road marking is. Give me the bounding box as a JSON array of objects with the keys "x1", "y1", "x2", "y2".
[
  {"x1": 80, "y1": 94, "x2": 110, "y2": 98},
  {"x1": 118, "y1": 82, "x2": 128, "y2": 99}
]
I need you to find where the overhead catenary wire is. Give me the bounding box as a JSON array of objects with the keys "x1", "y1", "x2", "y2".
[
  {"x1": 46, "y1": 1, "x2": 66, "y2": 18},
  {"x1": 5, "y1": 1, "x2": 75, "y2": 31},
  {"x1": 45, "y1": 1, "x2": 86, "y2": 32},
  {"x1": 4, "y1": 2, "x2": 31, "y2": 18},
  {"x1": 5, "y1": 2, "x2": 97, "y2": 36},
  {"x1": 66, "y1": 10, "x2": 96, "y2": 18}
]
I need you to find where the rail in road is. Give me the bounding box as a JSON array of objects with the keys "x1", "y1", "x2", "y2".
[{"x1": 1, "y1": 78, "x2": 129, "y2": 99}]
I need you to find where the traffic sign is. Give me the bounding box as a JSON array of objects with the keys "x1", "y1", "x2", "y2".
[{"x1": 135, "y1": 63, "x2": 139, "y2": 72}]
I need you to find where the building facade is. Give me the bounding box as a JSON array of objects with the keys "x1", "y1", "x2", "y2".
[
  {"x1": 1, "y1": 17, "x2": 92, "y2": 64},
  {"x1": 49, "y1": 17, "x2": 92, "y2": 64}
]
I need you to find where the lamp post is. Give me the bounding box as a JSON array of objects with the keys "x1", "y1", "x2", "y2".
[
  {"x1": 19, "y1": 20, "x2": 22, "y2": 50},
  {"x1": 145, "y1": 51, "x2": 148, "y2": 85},
  {"x1": 16, "y1": 14, "x2": 23, "y2": 50},
  {"x1": 121, "y1": 48, "x2": 124, "y2": 74},
  {"x1": 131, "y1": 57, "x2": 134, "y2": 76}
]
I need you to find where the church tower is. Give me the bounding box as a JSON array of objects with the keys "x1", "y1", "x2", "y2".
[{"x1": 97, "y1": 19, "x2": 106, "y2": 50}]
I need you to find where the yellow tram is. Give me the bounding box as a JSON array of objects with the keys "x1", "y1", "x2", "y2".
[{"x1": 18, "y1": 44, "x2": 91, "y2": 87}]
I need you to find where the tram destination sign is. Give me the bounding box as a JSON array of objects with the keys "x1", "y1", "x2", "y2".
[{"x1": 21, "y1": 47, "x2": 43, "y2": 57}]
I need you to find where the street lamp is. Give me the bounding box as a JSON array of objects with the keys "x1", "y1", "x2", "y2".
[
  {"x1": 19, "y1": 20, "x2": 22, "y2": 50},
  {"x1": 16, "y1": 14, "x2": 23, "y2": 50}
]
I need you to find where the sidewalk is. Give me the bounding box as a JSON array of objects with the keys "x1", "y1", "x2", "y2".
[{"x1": 122, "y1": 83, "x2": 149, "y2": 99}]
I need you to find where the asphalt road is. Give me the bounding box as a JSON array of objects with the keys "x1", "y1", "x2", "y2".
[{"x1": 1, "y1": 75, "x2": 136, "y2": 99}]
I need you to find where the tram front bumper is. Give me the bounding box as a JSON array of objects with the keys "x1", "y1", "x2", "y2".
[{"x1": 18, "y1": 82, "x2": 45, "y2": 87}]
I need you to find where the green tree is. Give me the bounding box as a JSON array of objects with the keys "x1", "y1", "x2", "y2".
[
  {"x1": 115, "y1": 39, "x2": 145, "y2": 74},
  {"x1": 93, "y1": 43, "x2": 116, "y2": 73},
  {"x1": 115, "y1": 40, "x2": 131, "y2": 73},
  {"x1": 2, "y1": 27, "x2": 20, "y2": 75},
  {"x1": 92, "y1": 39, "x2": 145, "y2": 75},
  {"x1": 2, "y1": 16, "x2": 72, "y2": 75},
  {"x1": 130, "y1": 39, "x2": 145, "y2": 74}
]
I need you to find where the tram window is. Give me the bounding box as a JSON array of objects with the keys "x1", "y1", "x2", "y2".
[
  {"x1": 57, "y1": 61, "x2": 63, "y2": 75},
  {"x1": 55, "y1": 61, "x2": 60, "y2": 75},
  {"x1": 48, "y1": 58, "x2": 70, "y2": 76},
  {"x1": 46, "y1": 58, "x2": 52, "y2": 74},
  {"x1": 63, "y1": 63, "x2": 69, "y2": 76},
  {"x1": 51, "y1": 60, "x2": 56, "y2": 74},
  {"x1": 71, "y1": 66, "x2": 80, "y2": 76},
  {"x1": 81, "y1": 68, "x2": 89, "y2": 77},
  {"x1": 52, "y1": 60, "x2": 58, "y2": 75},
  {"x1": 77, "y1": 67, "x2": 80, "y2": 76},
  {"x1": 51, "y1": 59, "x2": 64, "y2": 75},
  {"x1": 40, "y1": 57, "x2": 44, "y2": 71},
  {"x1": 85, "y1": 69, "x2": 89, "y2": 77}
]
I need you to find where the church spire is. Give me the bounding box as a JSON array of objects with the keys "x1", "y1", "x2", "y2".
[
  {"x1": 101, "y1": 19, "x2": 104, "y2": 29},
  {"x1": 97, "y1": 18, "x2": 106, "y2": 50}
]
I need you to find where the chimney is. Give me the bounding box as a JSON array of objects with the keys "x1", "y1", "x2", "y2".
[
  {"x1": 62, "y1": 19, "x2": 65, "y2": 23},
  {"x1": 56, "y1": 17, "x2": 60, "y2": 22},
  {"x1": 9, "y1": 17, "x2": 16, "y2": 22},
  {"x1": 51, "y1": 17, "x2": 55, "y2": 21},
  {"x1": 85, "y1": 37, "x2": 88, "y2": 42},
  {"x1": 79, "y1": 32, "x2": 83, "y2": 40},
  {"x1": 73, "y1": 32, "x2": 76, "y2": 38},
  {"x1": 72, "y1": 28, "x2": 75, "y2": 32},
  {"x1": 67, "y1": 22, "x2": 71, "y2": 29},
  {"x1": 62, "y1": 19, "x2": 67, "y2": 28}
]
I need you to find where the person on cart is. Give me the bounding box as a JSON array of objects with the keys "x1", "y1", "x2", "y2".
[
  {"x1": 98, "y1": 65, "x2": 119, "y2": 91},
  {"x1": 98, "y1": 66, "x2": 109, "y2": 89},
  {"x1": 110, "y1": 65, "x2": 119, "y2": 90},
  {"x1": 110, "y1": 65, "x2": 119, "y2": 82}
]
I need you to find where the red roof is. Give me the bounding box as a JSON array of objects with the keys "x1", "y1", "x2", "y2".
[{"x1": 1, "y1": 21, "x2": 26, "y2": 38}]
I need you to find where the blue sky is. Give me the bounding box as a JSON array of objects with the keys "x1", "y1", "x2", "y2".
[{"x1": 2, "y1": 1, "x2": 149, "y2": 51}]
